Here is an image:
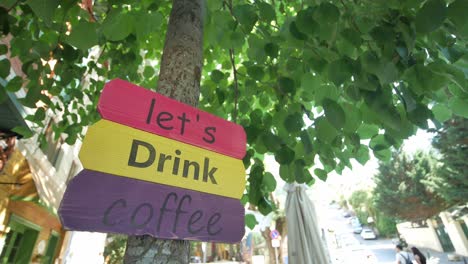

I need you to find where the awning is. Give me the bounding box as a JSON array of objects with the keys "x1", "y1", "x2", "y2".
[{"x1": 0, "y1": 82, "x2": 31, "y2": 138}]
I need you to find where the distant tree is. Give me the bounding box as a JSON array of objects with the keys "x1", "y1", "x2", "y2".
[
  {"x1": 349, "y1": 190, "x2": 370, "y2": 212},
  {"x1": 103, "y1": 235, "x2": 127, "y2": 264},
  {"x1": 349, "y1": 189, "x2": 397, "y2": 236},
  {"x1": 373, "y1": 151, "x2": 447, "y2": 221},
  {"x1": 428, "y1": 117, "x2": 468, "y2": 205}
]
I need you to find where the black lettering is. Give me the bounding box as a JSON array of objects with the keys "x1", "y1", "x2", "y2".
[
  {"x1": 188, "y1": 210, "x2": 204, "y2": 234},
  {"x1": 157, "y1": 112, "x2": 174, "y2": 130},
  {"x1": 146, "y1": 98, "x2": 156, "y2": 124},
  {"x1": 157, "y1": 192, "x2": 177, "y2": 232},
  {"x1": 172, "y1": 150, "x2": 181, "y2": 175},
  {"x1": 183, "y1": 160, "x2": 200, "y2": 180},
  {"x1": 207, "y1": 213, "x2": 222, "y2": 235},
  {"x1": 157, "y1": 153, "x2": 172, "y2": 172},
  {"x1": 128, "y1": 140, "x2": 156, "y2": 168},
  {"x1": 203, "y1": 158, "x2": 218, "y2": 184},
  {"x1": 202, "y1": 127, "x2": 216, "y2": 144},
  {"x1": 103, "y1": 199, "x2": 126, "y2": 226},
  {"x1": 173, "y1": 195, "x2": 191, "y2": 233},
  {"x1": 130, "y1": 203, "x2": 153, "y2": 228},
  {"x1": 177, "y1": 112, "x2": 190, "y2": 135}
]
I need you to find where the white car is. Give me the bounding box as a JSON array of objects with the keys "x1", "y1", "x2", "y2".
[{"x1": 360, "y1": 228, "x2": 377, "y2": 240}]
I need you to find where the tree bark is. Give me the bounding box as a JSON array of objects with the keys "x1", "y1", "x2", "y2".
[{"x1": 123, "y1": 0, "x2": 203, "y2": 263}]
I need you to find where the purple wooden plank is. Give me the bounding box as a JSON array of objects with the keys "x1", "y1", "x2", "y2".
[{"x1": 59, "y1": 170, "x2": 245, "y2": 243}]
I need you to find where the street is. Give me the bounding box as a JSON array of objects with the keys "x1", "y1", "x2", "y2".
[
  {"x1": 317, "y1": 203, "x2": 467, "y2": 264},
  {"x1": 318, "y1": 203, "x2": 397, "y2": 264}
]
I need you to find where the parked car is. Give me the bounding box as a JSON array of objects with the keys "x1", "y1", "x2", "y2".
[
  {"x1": 350, "y1": 217, "x2": 360, "y2": 226},
  {"x1": 352, "y1": 224, "x2": 363, "y2": 234},
  {"x1": 190, "y1": 256, "x2": 201, "y2": 263},
  {"x1": 360, "y1": 228, "x2": 377, "y2": 240}
]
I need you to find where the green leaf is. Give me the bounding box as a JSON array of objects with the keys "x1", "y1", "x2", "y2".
[
  {"x1": 369, "y1": 135, "x2": 390, "y2": 151},
  {"x1": 284, "y1": 113, "x2": 303, "y2": 133},
  {"x1": 294, "y1": 160, "x2": 312, "y2": 184},
  {"x1": 0, "y1": 45, "x2": 7, "y2": 55},
  {"x1": 315, "y1": 3, "x2": 340, "y2": 24},
  {"x1": 66, "y1": 21, "x2": 98, "y2": 51},
  {"x1": 415, "y1": 0, "x2": 447, "y2": 34},
  {"x1": 328, "y1": 59, "x2": 352, "y2": 87},
  {"x1": 12, "y1": 126, "x2": 33, "y2": 138},
  {"x1": 262, "y1": 172, "x2": 277, "y2": 192},
  {"x1": 245, "y1": 214, "x2": 258, "y2": 229},
  {"x1": 34, "y1": 107, "x2": 46, "y2": 123},
  {"x1": 357, "y1": 123, "x2": 379, "y2": 139},
  {"x1": 314, "y1": 168, "x2": 327, "y2": 181},
  {"x1": 316, "y1": 117, "x2": 338, "y2": 143},
  {"x1": 264, "y1": 43, "x2": 279, "y2": 58},
  {"x1": 355, "y1": 145, "x2": 370, "y2": 165},
  {"x1": 296, "y1": 9, "x2": 319, "y2": 36},
  {"x1": 0, "y1": 59, "x2": 10, "y2": 78},
  {"x1": 376, "y1": 62, "x2": 398, "y2": 85},
  {"x1": 323, "y1": 99, "x2": 345, "y2": 130},
  {"x1": 230, "y1": 31, "x2": 245, "y2": 49},
  {"x1": 233, "y1": 4, "x2": 258, "y2": 33},
  {"x1": 135, "y1": 12, "x2": 163, "y2": 40},
  {"x1": 6, "y1": 76, "x2": 23, "y2": 92},
  {"x1": 258, "y1": 2, "x2": 275, "y2": 22},
  {"x1": 343, "y1": 104, "x2": 362, "y2": 133},
  {"x1": 258, "y1": 197, "x2": 273, "y2": 215},
  {"x1": 374, "y1": 148, "x2": 391, "y2": 162},
  {"x1": 300, "y1": 130, "x2": 314, "y2": 155},
  {"x1": 262, "y1": 132, "x2": 281, "y2": 152},
  {"x1": 210, "y1": 70, "x2": 224, "y2": 83},
  {"x1": 278, "y1": 77, "x2": 295, "y2": 94},
  {"x1": 26, "y1": 0, "x2": 59, "y2": 24},
  {"x1": 247, "y1": 65, "x2": 264, "y2": 80},
  {"x1": 431, "y1": 104, "x2": 452, "y2": 122},
  {"x1": 275, "y1": 146, "x2": 295, "y2": 165},
  {"x1": 449, "y1": 98, "x2": 468, "y2": 118},
  {"x1": 448, "y1": 0, "x2": 468, "y2": 37},
  {"x1": 279, "y1": 164, "x2": 294, "y2": 182},
  {"x1": 102, "y1": 11, "x2": 134, "y2": 41},
  {"x1": 289, "y1": 21, "x2": 307, "y2": 40}
]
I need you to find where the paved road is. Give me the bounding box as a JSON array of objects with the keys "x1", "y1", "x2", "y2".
[
  {"x1": 317, "y1": 204, "x2": 396, "y2": 264},
  {"x1": 317, "y1": 204, "x2": 467, "y2": 264}
]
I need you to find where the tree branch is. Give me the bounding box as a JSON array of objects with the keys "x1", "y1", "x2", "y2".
[{"x1": 229, "y1": 48, "x2": 239, "y2": 123}]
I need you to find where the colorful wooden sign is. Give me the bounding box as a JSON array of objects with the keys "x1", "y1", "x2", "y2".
[
  {"x1": 98, "y1": 79, "x2": 246, "y2": 159},
  {"x1": 79, "y1": 120, "x2": 246, "y2": 199},
  {"x1": 59, "y1": 170, "x2": 245, "y2": 243},
  {"x1": 60, "y1": 79, "x2": 247, "y2": 243}
]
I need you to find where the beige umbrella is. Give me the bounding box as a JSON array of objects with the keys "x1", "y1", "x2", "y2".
[{"x1": 285, "y1": 183, "x2": 330, "y2": 264}]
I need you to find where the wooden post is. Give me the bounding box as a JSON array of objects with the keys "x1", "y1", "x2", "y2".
[{"x1": 123, "y1": 0, "x2": 203, "y2": 263}]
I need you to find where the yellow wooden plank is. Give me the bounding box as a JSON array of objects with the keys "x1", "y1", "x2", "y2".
[{"x1": 79, "y1": 120, "x2": 246, "y2": 199}]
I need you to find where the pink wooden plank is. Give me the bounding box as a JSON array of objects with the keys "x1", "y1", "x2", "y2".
[
  {"x1": 59, "y1": 170, "x2": 246, "y2": 243},
  {"x1": 97, "y1": 79, "x2": 246, "y2": 159}
]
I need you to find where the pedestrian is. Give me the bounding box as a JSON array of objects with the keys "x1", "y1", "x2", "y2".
[
  {"x1": 395, "y1": 244, "x2": 412, "y2": 264},
  {"x1": 411, "y1": 247, "x2": 427, "y2": 264}
]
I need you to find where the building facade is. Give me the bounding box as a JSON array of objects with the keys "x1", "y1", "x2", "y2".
[
  {"x1": 0, "y1": 74, "x2": 106, "y2": 263},
  {"x1": 397, "y1": 210, "x2": 468, "y2": 257}
]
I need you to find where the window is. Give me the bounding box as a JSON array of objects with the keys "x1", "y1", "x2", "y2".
[
  {"x1": 39, "y1": 121, "x2": 63, "y2": 167},
  {"x1": 66, "y1": 162, "x2": 79, "y2": 184},
  {"x1": 0, "y1": 215, "x2": 40, "y2": 264}
]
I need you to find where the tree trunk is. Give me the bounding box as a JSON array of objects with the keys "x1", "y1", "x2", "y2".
[
  {"x1": 262, "y1": 227, "x2": 276, "y2": 264},
  {"x1": 123, "y1": 0, "x2": 204, "y2": 263}
]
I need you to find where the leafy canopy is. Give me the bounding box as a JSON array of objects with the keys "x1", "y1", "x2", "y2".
[{"x1": 1, "y1": 0, "x2": 468, "y2": 214}]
